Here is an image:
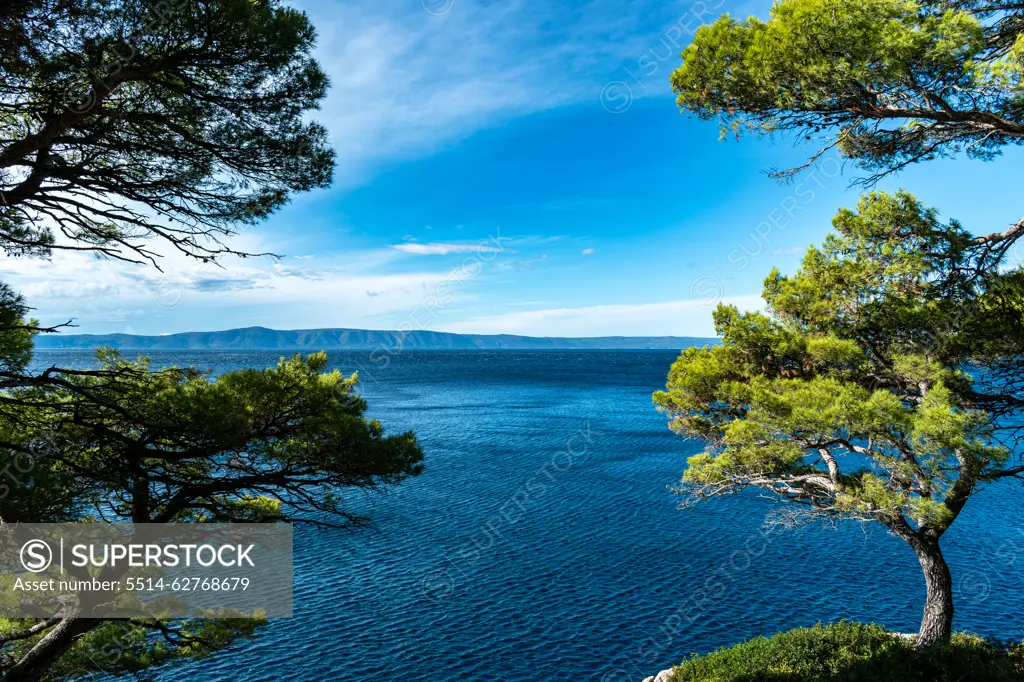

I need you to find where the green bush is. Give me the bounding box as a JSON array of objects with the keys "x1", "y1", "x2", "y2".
[{"x1": 668, "y1": 621, "x2": 1024, "y2": 681}]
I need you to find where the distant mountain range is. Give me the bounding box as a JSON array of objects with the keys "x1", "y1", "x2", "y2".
[{"x1": 33, "y1": 326, "x2": 717, "y2": 351}]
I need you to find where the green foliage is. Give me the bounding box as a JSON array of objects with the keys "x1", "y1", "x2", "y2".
[
  {"x1": 0, "y1": 0, "x2": 334, "y2": 263},
  {"x1": 0, "y1": 288, "x2": 83, "y2": 524},
  {"x1": 0, "y1": 3, "x2": 421, "y2": 677},
  {"x1": 0, "y1": 345, "x2": 423, "y2": 679},
  {"x1": 666, "y1": 0, "x2": 1024, "y2": 649},
  {"x1": 667, "y1": 621, "x2": 1024, "y2": 681},
  {"x1": 671, "y1": 0, "x2": 1024, "y2": 180},
  {"x1": 2, "y1": 349, "x2": 423, "y2": 525},
  {"x1": 1, "y1": 615, "x2": 266, "y2": 680},
  {"x1": 656, "y1": 190, "x2": 1021, "y2": 538},
  {"x1": 0, "y1": 284, "x2": 35, "y2": 375}
]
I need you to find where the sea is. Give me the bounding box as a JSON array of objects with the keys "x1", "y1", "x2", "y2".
[{"x1": 29, "y1": 349, "x2": 1024, "y2": 682}]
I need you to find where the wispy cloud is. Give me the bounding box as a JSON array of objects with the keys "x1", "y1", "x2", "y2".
[
  {"x1": 7, "y1": 1, "x2": 779, "y2": 338},
  {"x1": 1, "y1": 234, "x2": 480, "y2": 334},
  {"x1": 391, "y1": 242, "x2": 503, "y2": 255},
  {"x1": 437, "y1": 296, "x2": 763, "y2": 337},
  {"x1": 297, "y1": 0, "x2": 705, "y2": 186},
  {"x1": 17, "y1": 280, "x2": 121, "y2": 300}
]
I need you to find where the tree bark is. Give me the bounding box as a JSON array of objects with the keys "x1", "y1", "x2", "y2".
[{"x1": 912, "y1": 537, "x2": 954, "y2": 647}]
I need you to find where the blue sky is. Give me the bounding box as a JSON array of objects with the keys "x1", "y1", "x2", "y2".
[{"x1": 8, "y1": 0, "x2": 1024, "y2": 337}]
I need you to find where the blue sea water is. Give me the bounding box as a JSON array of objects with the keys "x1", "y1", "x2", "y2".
[{"x1": 29, "y1": 349, "x2": 1024, "y2": 682}]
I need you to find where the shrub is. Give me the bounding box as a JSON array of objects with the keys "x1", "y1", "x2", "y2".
[{"x1": 668, "y1": 621, "x2": 1024, "y2": 681}]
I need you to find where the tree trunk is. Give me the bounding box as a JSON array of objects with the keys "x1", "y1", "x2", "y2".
[
  {"x1": 912, "y1": 537, "x2": 954, "y2": 647},
  {"x1": 3, "y1": 616, "x2": 99, "y2": 682}
]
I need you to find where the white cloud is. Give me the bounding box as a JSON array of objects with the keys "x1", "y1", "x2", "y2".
[
  {"x1": 1, "y1": 233, "x2": 482, "y2": 334},
  {"x1": 17, "y1": 280, "x2": 121, "y2": 300},
  {"x1": 5, "y1": 1, "x2": 744, "y2": 336},
  {"x1": 391, "y1": 242, "x2": 502, "y2": 255},
  {"x1": 437, "y1": 295, "x2": 764, "y2": 337},
  {"x1": 581, "y1": 248, "x2": 595, "y2": 255}
]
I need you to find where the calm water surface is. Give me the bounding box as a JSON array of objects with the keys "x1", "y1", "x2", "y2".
[{"x1": 30, "y1": 350, "x2": 1024, "y2": 682}]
